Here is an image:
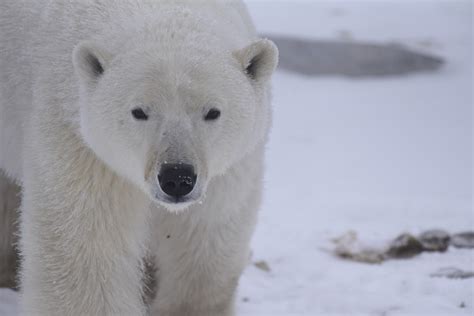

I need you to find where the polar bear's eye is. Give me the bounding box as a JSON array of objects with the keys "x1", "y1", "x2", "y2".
[
  {"x1": 131, "y1": 108, "x2": 148, "y2": 121},
  {"x1": 204, "y1": 108, "x2": 221, "y2": 121}
]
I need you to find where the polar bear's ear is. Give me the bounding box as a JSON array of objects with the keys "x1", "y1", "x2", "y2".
[
  {"x1": 73, "y1": 41, "x2": 110, "y2": 85},
  {"x1": 234, "y1": 39, "x2": 279, "y2": 83}
]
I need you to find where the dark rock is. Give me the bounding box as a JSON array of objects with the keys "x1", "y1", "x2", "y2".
[
  {"x1": 386, "y1": 234, "x2": 424, "y2": 258},
  {"x1": 430, "y1": 267, "x2": 474, "y2": 279},
  {"x1": 450, "y1": 232, "x2": 474, "y2": 249},
  {"x1": 418, "y1": 229, "x2": 450, "y2": 252},
  {"x1": 264, "y1": 34, "x2": 444, "y2": 77}
]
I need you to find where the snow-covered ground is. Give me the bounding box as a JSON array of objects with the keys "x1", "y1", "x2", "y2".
[
  {"x1": 237, "y1": 1, "x2": 473, "y2": 315},
  {"x1": 1, "y1": 1, "x2": 472, "y2": 315}
]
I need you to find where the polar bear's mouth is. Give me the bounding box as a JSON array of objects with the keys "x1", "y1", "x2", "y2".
[
  {"x1": 152, "y1": 189, "x2": 202, "y2": 212},
  {"x1": 159, "y1": 195, "x2": 195, "y2": 205}
]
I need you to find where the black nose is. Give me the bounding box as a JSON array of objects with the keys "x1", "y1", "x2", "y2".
[{"x1": 158, "y1": 164, "x2": 197, "y2": 198}]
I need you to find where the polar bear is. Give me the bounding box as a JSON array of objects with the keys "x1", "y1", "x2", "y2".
[{"x1": 0, "y1": 0, "x2": 278, "y2": 315}]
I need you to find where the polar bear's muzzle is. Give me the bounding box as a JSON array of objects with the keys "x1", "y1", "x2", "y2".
[{"x1": 146, "y1": 125, "x2": 207, "y2": 208}]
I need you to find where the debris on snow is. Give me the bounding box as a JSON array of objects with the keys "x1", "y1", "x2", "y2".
[
  {"x1": 418, "y1": 229, "x2": 450, "y2": 252},
  {"x1": 332, "y1": 229, "x2": 474, "y2": 264},
  {"x1": 430, "y1": 267, "x2": 474, "y2": 280},
  {"x1": 386, "y1": 233, "x2": 424, "y2": 259},
  {"x1": 450, "y1": 232, "x2": 474, "y2": 249},
  {"x1": 332, "y1": 231, "x2": 386, "y2": 264},
  {"x1": 254, "y1": 260, "x2": 271, "y2": 273}
]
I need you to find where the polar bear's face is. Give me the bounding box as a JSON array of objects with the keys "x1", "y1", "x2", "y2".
[{"x1": 73, "y1": 40, "x2": 278, "y2": 211}]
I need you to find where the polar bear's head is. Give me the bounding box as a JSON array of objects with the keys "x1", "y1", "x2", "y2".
[{"x1": 73, "y1": 39, "x2": 278, "y2": 211}]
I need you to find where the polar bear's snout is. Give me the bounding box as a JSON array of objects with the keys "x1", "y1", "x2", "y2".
[{"x1": 158, "y1": 163, "x2": 197, "y2": 199}]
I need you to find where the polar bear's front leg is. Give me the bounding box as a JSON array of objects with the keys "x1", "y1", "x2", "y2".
[
  {"x1": 150, "y1": 201, "x2": 258, "y2": 316},
  {"x1": 151, "y1": 235, "x2": 241, "y2": 316},
  {"x1": 19, "y1": 145, "x2": 150, "y2": 315}
]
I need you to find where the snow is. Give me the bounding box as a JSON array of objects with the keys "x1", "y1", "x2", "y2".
[
  {"x1": 237, "y1": 1, "x2": 473, "y2": 315},
  {"x1": 1, "y1": 0, "x2": 472, "y2": 315},
  {"x1": 0, "y1": 288, "x2": 17, "y2": 316}
]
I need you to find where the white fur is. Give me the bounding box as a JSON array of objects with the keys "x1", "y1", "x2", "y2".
[{"x1": 0, "y1": 1, "x2": 278, "y2": 315}]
